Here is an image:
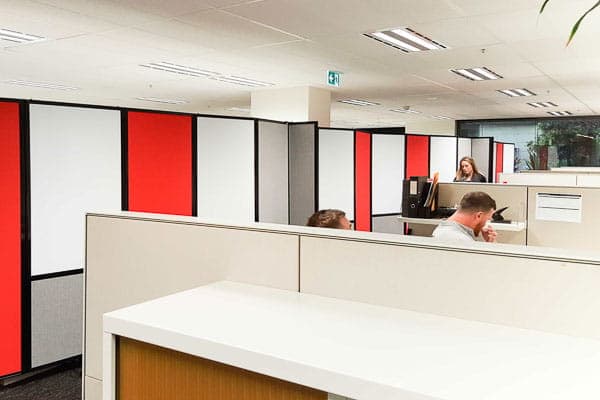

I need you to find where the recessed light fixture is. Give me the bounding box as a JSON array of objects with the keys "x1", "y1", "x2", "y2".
[
  {"x1": 390, "y1": 108, "x2": 421, "y2": 114},
  {"x1": 135, "y1": 97, "x2": 188, "y2": 104},
  {"x1": 451, "y1": 67, "x2": 502, "y2": 81},
  {"x1": 527, "y1": 101, "x2": 558, "y2": 108},
  {"x1": 339, "y1": 99, "x2": 380, "y2": 106},
  {"x1": 498, "y1": 88, "x2": 536, "y2": 97},
  {"x1": 3, "y1": 79, "x2": 79, "y2": 90},
  {"x1": 140, "y1": 62, "x2": 218, "y2": 78},
  {"x1": 0, "y1": 28, "x2": 45, "y2": 43},
  {"x1": 547, "y1": 111, "x2": 572, "y2": 116},
  {"x1": 431, "y1": 115, "x2": 452, "y2": 120},
  {"x1": 365, "y1": 27, "x2": 446, "y2": 53},
  {"x1": 226, "y1": 107, "x2": 250, "y2": 112},
  {"x1": 211, "y1": 75, "x2": 274, "y2": 87},
  {"x1": 576, "y1": 133, "x2": 594, "y2": 139}
]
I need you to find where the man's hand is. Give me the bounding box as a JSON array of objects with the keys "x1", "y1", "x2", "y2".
[{"x1": 481, "y1": 224, "x2": 497, "y2": 243}]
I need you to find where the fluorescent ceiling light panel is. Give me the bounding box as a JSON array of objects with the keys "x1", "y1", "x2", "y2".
[
  {"x1": 3, "y1": 79, "x2": 79, "y2": 90},
  {"x1": 136, "y1": 97, "x2": 188, "y2": 104},
  {"x1": 576, "y1": 133, "x2": 594, "y2": 139},
  {"x1": 365, "y1": 27, "x2": 446, "y2": 53},
  {"x1": 0, "y1": 28, "x2": 45, "y2": 43},
  {"x1": 528, "y1": 101, "x2": 558, "y2": 108},
  {"x1": 498, "y1": 88, "x2": 536, "y2": 97},
  {"x1": 140, "y1": 62, "x2": 218, "y2": 78},
  {"x1": 211, "y1": 75, "x2": 273, "y2": 87},
  {"x1": 227, "y1": 107, "x2": 250, "y2": 112},
  {"x1": 339, "y1": 99, "x2": 380, "y2": 106},
  {"x1": 431, "y1": 115, "x2": 452, "y2": 120},
  {"x1": 390, "y1": 108, "x2": 421, "y2": 114},
  {"x1": 547, "y1": 111, "x2": 572, "y2": 116},
  {"x1": 451, "y1": 67, "x2": 502, "y2": 81}
]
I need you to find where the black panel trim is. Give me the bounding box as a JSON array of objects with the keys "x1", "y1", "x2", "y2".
[
  {"x1": 369, "y1": 132, "x2": 373, "y2": 232},
  {"x1": 372, "y1": 212, "x2": 402, "y2": 217},
  {"x1": 19, "y1": 101, "x2": 32, "y2": 373},
  {"x1": 120, "y1": 111, "x2": 128, "y2": 211},
  {"x1": 254, "y1": 119, "x2": 259, "y2": 222},
  {"x1": 313, "y1": 122, "x2": 319, "y2": 212},
  {"x1": 191, "y1": 116, "x2": 198, "y2": 217},
  {"x1": 353, "y1": 130, "x2": 357, "y2": 231},
  {"x1": 31, "y1": 269, "x2": 83, "y2": 281}
]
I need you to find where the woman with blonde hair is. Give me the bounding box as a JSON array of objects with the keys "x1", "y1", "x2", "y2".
[{"x1": 454, "y1": 156, "x2": 487, "y2": 182}]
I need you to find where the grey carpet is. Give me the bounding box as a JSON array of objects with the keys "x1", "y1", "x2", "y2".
[{"x1": 0, "y1": 367, "x2": 81, "y2": 400}]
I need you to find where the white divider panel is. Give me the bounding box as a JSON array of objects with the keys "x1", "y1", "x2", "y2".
[
  {"x1": 289, "y1": 123, "x2": 316, "y2": 226},
  {"x1": 258, "y1": 121, "x2": 288, "y2": 224},
  {"x1": 318, "y1": 129, "x2": 354, "y2": 220},
  {"x1": 372, "y1": 134, "x2": 404, "y2": 215},
  {"x1": 197, "y1": 117, "x2": 255, "y2": 223},
  {"x1": 457, "y1": 137, "x2": 471, "y2": 161},
  {"x1": 471, "y1": 138, "x2": 492, "y2": 181},
  {"x1": 503, "y1": 143, "x2": 515, "y2": 174},
  {"x1": 29, "y1": 104, "x2": 121, "y2": 275},
  {"x1": 429, "y1": 136, "x2": 457, "y2": 183}
]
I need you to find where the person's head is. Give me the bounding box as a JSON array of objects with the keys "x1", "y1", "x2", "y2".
[
  {"x1": 453, "y1": 191, "x2": 496, "y2": 235},
  {"x1": 456, "y1": 157, "x2": 480, "y2": 179},
  {"x1": 306, "y1": 209, "x2": 351, "y2": 230}
]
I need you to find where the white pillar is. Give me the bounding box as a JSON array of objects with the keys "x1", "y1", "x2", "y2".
[{"x1": 251, "y1": 86, "x2": 331, "y2": 127}]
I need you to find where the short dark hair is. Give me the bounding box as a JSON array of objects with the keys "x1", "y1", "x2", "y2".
[
  {"x1": 459, "y1": 192, "x2": 496, "y2": 213},
  {"x1": 306, "y1": 209, "x2": 347, "y2": 229}
]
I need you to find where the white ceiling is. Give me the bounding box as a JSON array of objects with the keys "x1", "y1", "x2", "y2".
[{"x1": 1, "y1": 0, "x2": 599, "y2": 127}]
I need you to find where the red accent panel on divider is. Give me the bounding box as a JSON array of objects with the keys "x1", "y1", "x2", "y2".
[
  {"x1": 495, "y1": 143, "x2": 504, "y2": 183},
  {"x1": 406, "y1": 135, "x2": 429, "y2": 178},
  {"x1": 355, "y1": 131, "x2": 371, "y2": 232},
  {"x1": 0, "y1": 101, "x2": 21, "y2": 377},
  {"x1": 128, "y1": 112, "x2": 192, "y2": 215}
]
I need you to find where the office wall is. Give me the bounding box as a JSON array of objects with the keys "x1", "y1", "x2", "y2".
[
  {"x1": 430, "y1": 136, "x2": 457, "y2": 182},
  {"x1": 289, "y1": 123, "x2": 316, "y2": 225},
  {"x1": 0, "y1": 101, "x2": 21, "y2": 377},
  {"x1": 29, "y1": 105, "x2": 122, "y2": 276},
  {"x1": 197, "y1": 117, "x2": 255, "y2": 222},
  {"x1": 257, "y1": 121, "x2": 288, "y2": 224},
  {"x1": 318, "y1": 129, "x2": 354, "y2": 220},
  {"x1": 126, "y1": 111, "x2": 193, "y2": 216}
]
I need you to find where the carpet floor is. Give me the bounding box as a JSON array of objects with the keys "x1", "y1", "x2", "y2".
[{"x1": 0, "y1": 366, "x2": 81, "y2": 400}]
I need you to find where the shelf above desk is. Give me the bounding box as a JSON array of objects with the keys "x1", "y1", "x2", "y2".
[{"x1": 397, "y1": 216, "x2": 527, "y2": 232}]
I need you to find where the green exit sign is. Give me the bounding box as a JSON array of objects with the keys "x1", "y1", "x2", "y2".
[{"x1": 327, "y1": 70, "x2": 341, "y2": 87}]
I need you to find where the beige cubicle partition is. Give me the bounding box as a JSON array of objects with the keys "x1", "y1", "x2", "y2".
[
  {"x1": 527, "y1": 186, "x2": 600, "y2": 251},
  {"x1": 84, "y1": 213, "x2": 301, "y2": 400}
]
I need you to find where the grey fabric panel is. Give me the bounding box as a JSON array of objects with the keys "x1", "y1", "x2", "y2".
[
  {"x1": 289, "y1": 123, "x2": 315, "y2": 226},
  {"x1": 258, "y1": 121, "x2": 289, "y2": 224},
  {"x1": 31, "y1": 274, "x2": 83, "y2": 367},
  {"x1": 372, "y1": 215, "x2": 404, "y2": 234}
]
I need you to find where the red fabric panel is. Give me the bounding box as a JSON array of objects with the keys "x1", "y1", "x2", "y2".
[
  {"x1": 495, "y1": 143, "x2": 504, "y2": 183},
  {"x1": 405, "y1": 135, "x2": 429, "y2": 178},
  {"x1": 0, "y1": 101, "x2": 21, "y2": 376},
  {"x1": 128, "y1": 112, "x2": 192, "y2": 215},
  {"x1": 354, "y1": 131, "x2": 371, "y2": 232}
]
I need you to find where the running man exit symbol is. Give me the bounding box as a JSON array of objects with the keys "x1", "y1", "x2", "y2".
[{"x1": 327, "y1": 70, "x2": 341, "y2": 87}]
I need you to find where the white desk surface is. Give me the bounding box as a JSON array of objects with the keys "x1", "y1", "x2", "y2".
[
  {"x1": 104, "y1": 281, "x2": 600, "y2": 400},
  {"x1": 397, "y1": 216, "x2": 526, "y2": 232}
]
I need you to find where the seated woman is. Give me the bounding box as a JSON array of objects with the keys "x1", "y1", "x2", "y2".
[{"x1": 454, "y1": 157, "x2": 487, "y2": 182}]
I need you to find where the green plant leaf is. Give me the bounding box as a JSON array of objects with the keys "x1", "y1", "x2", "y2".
[
  {"x1": 539, "y1": 0, "x2": 551, "y2": 14},
  {"x1": 567, "y1": 0, "x2": 600, "y2": 45}
]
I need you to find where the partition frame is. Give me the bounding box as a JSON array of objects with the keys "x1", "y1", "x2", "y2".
[{"x1": 288, "y1": 121, "x2": 319, "y2": 223}]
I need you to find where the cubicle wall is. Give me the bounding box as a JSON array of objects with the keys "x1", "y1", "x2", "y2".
[
  {"x1": 0, "y1": 100, "x2": 22, "y2": 377},
  {"x1": 372, "y1": 134, "x2": 405, "y2": 233},
  {"x1": 429, "y1": 136, "x2": 457, "y2": 182},
  {"x1": 288, "y1": 122, "x2": 317, "y2": 226},
  {"x1": 85, "y1": 212, "x2": 600, "y2": 400},
  {"x1": 257, "y1": 121, "x2": 289, "y2": 224}
]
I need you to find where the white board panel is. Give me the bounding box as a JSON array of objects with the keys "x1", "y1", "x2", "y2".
[
  {"x1": 458, "y1": 138, "x2": 471, "y2": 160},
  {"x1": 197, "y1": 117, "x2": 255, "y2": 223},
  {"x1": 471, "y1": 138, "x2": 492, "y2": 181},
  {"x1": 318, "y1": 129, "x2": 354, "y2": 220},
  {"x1": 372, "y1": 134, "x2": 404, "y2": 214},
  {"x1": 503, "y1": 143, "x2": 515, "y2": 174},
  {"x1": 430, "y1": 136, "x2": 457, "y2": 183},
  {"x1": 258, "y1": 121, "x2": 288, "y2": 224},
  {"x1": 29, "y1": 105, "x2": 121, "y2": 275}
]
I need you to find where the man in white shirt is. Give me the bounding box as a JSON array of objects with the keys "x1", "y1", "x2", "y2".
[{"x1": 432, "y1": 191, "x2": 497, "y2": 242}]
